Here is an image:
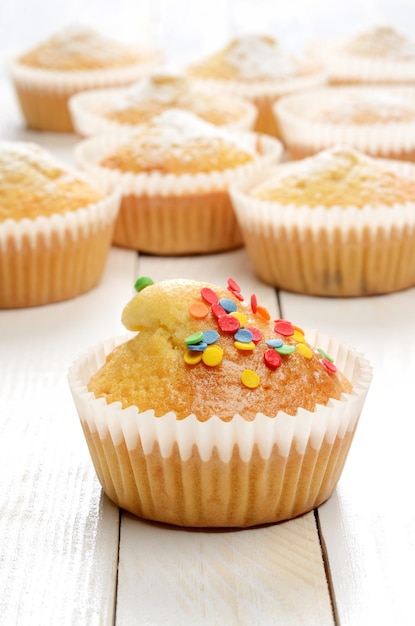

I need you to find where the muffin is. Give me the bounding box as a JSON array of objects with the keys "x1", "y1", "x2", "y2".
[
  {"x1": 0, "y1": 140, "x2": 120, "y2": 308},
  {"x1": 68, "y1": 276, "x2": 372, "y2": 528},
  {"x1": 9, "y1": 24, "x2": 163, "y2": 132},
  {"x1": 275, "y1": 85, "x2": 415, "y2": 161},
  {"x1": 309, "y1": 26, "x2": 415, "y2": 86},
  {"x1": 69, "y1": 72, "x2": 258, "y2": 137},
  {"x1": 230, "y1": 145, "x2": 415, "y2": 296},
  {"x1": 186, "y1": 34, "x2": 326, "y2": 138},
  {"x1": 74, "y1": 109, "x2": 283, "y2": 255}
]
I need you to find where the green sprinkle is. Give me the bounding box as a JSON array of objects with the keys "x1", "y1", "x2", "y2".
[
  {"x1": 185, "y1": 331, "x2": 204, "y2": 345},
  {"x1": 317, "y1": 348, "x2": 333, "y2": 362},
  {"x1": 275, "y1": 344, "x2": 295, "y2": 355},
  {"x1": 134, "y1": 276, "x2": 154, "y2": 292}
]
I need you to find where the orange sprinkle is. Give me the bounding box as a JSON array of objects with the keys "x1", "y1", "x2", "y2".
[
  {"x1": 256, "y1": 305, "x2": 271, "y2": 321},
  {"x1": 189, "y1": 302, "x2": 209, "y2": 319}
]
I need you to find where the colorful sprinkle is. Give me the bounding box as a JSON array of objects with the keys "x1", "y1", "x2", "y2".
[
  {"x1": 266, "y1": 338, "x2": 284, "y2": 349},
  {"x1": 218, "y1": 315, "x2": 240, "y2": 333},
  {"x1": 256, "y1": 305, "x2": 271, "y2": 321},
  {"x1": 274, "y1": 320, "x2": 295, "y2": 336},
  {"x1": 297, "y1": 343, "x2": 313, "y2": 359},
  {"x1": 234, "y1": 341, "x2": 255, "y2": 351},
  {"x1": 229, "y1": 311, "x2": 247, "y2": 327},
  {"x1": 211, "y1": 303, "x2": 226, "y2": 319},
  {"x1": 219, "y1": 298, "x2": 237, "y2": 313},
  {"x1": 241, "y1": 369, "x2": 260, "y2": 389},
  {"x1": 246, "y1": 326, "x2": 262, "y2": 343},
  {"x1": 234, "y1": 328, "x2": 253, "y2": 343},
  {"x1": 275, "y1": 344, "x2": 296, "y2": 355},
  {"x1": 188, "y1": 302, "x2": 209, "y2": 319},
  {"x1": 264, "y1": 349, "x2": 282, "y2": 370},
  {"x1": 202, "y1": 345, "x2": 223, "y2": 366},
  {"x1": 201, "y1": 287, "x2": 218, "y2": 305},
  {"x1": 134, "y1": 276, "x2": 154, "y2": 292},
  {"x1": 184, "y1": 351, "x2": 203, "y2": 365},
  {"x1": 318, "y1": 348, "x2": 334, "y2": 362},
  {"x1": 292, "y1": 329, "x2": 305, "y2": 343},
  {"x1": 203, "y1": 330, "x2": 219, "y2": 344},
  {"x1": 227, "y1": 278, "x2": 241, "y2": 294},
  {"x1": 187, "y1": 341, "x2": 208, "y2": 351},
  {"x1": 185, "y1": 331, "x2": 204, "y2": 345},
  {"x1": 250, "y1": 294, "x2": 257, "y2": 314},
  {"x1": 321, "y1": 358, "x2": 337, "y2": 373}
]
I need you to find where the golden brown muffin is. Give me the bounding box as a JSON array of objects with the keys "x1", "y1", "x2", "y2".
[
  {"x1": 75, "y1": 109, "x2": 283, "y2": 254},
  {"x1": 69, "y1": 277, "x2": 371, "y2": 527},
  {"x1": 230, "y1": 145, "x2": 415, "y2": 296},
  {"x1": 186, "y1": 34, "x2": 326, "y2": 137},
  {"x1": 0, "y1": 141, "x2": 119, "y2": 308},
  {"x1": 9, "y1": 25, "x2": 162, "y2": 132}
]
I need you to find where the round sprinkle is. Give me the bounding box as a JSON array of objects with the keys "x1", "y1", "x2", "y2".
[
  {"x1": 250, "y1": 294, "x2": 257, "y2": 314},
  {"x1": 219, "y1": 298, "x2": 237, "y2": 313},
  {"x1": 202, "y1": 345, "x2": 223, "y2": 366},
  {"x1": 211, "y1": 303, "x2": 226, "y2": 319},
  {"x1": 232, "y1": 290, "x2": 244, "y2": 302},
  {"x1": 185, "y1": 331, "x2": 204, "y2": 345},
  {"x1": 256, "y1": 305, "x2": 270, "y2": 321},
  {"x1": 297, "y1": 343, "x2": 313, "y2": 359},
  {"x1": 201, "y1": 287, "x2": 218, "y2": 305},
  {"x1": 234, "y1": 340, "x2": 255, "y2": 351},
  {"x1": 134, "y1": 276, "x2": 154, "y2": 292},
  {"x1": 218, "y1": 315, "x2": 240, "y2": 333},
  {"x1": 321, "y1": 357, "x2": 337, "y2": 373},
  {"x1": 184, "y1": 351, "x2": 202, "y2": 365},
  {"x1": 317, "y1": 348, "x2": 334, "y2": 362},
  {"x1": 275, "y1": 344, "x2": 296, "y2": 355},
  {"x1": 227, "y1": 278, "x2": 241, "y2": 293},
  {"x1": 264, "y1": 349, "x2": 282, "y2": 370},
  {"x1": 274, "y1": 320, "x2": 295, "y2": 337},
  {"x1": 234, "y1": 328, "x2": 253, "y2": 343},
  {"x1": 246, "y1": 326, "x2": 262, "y2": 343},
  {"x1": 266, "y1": 338, "x2": 284, "y2": 349},
  {"x1": 293, "y1": 324, "x2": 305, "y2": 335},
  {"x1": 188, "y1": 302, "x2": 209, "y2": 319},
  {"x1": 203, "y1": 330, "x2": 220, "y2": 345},
  {"x1": 229, "y1": 311, "x2": 247, "y2": 327},
  {"x1": 241, "y1": 369, "x2": 260, "y2": 389},
  {"x1": 187, "y1": 341, "x2": 207, "y2": 351},
  {"x1": 292, "y1": 329, "x2": 305, "y2": 343}
]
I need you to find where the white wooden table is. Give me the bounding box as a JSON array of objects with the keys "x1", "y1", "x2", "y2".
[{"x1": 1, "y1": 73, "x2": 415, "y2": 626}]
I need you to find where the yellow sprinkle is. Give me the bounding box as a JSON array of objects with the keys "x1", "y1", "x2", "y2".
[
  {"x1": 229, "y1": 311, "x2": 247, "y2": 327},
  {"x1": 234, "y1": 341, "x2": 255, "y2": 351},
  {"x1": 297, "y1": 343, "x2": 313, "y2": 359},
  {"x1": 202, "y1": 345, "x2": 223, "y2": 367},
  {"x1": 184, "y1": 351, "x2": 203, "y2": 365},
  {"x1": 241, "y1": 369, "x2": 260, "y2": 389},
  {"x1": 292, "y1": 329, "x2": 305, "y2": 343}
]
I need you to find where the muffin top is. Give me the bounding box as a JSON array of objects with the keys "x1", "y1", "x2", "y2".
[
  {"x1": 249, "y1": 146, "x2": 415, "y2": 208},
  {"x1": 311, "y1": 90, "x2": 415, "y2": 125},
  {"x1": 0, "y1": 141, "x2": 104, "y2": 221},
  {"x1": 99, "y1": 109, "x2": 256, "y2": 175},
  {"x1": 342, "y1": 26, "x2": 415, "y2": 60},
  {"x1": 100, "y1": 73, "x2": 252, "y2": 126},
  {"x1": 88, "y1": 277, "x2": 352, "y2": 421},
  {"x1": 187, "y1": 34, "x2": 316, "y2": 82},
  {"x1": 17, "y1": 24, "x2": 146, "y2": 71}
]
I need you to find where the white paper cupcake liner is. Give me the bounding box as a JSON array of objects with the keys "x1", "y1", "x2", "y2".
[
  {"x1": 230, "y1": 159, "x2": 415, "y2": 296},
  {"x1": 69, "y1": 86, "x2": 258, "y2": 137},
  {"x1": 275, "y1": 86, "x2": 415, "y2": 158},
  {"x1": 68, "y1": 332, "x2": 371, "y2": 526}
]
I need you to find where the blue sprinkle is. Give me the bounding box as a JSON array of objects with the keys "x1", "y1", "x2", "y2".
[
  {"x1": 203, "y1": 330, "x2": 220, "y2": 345},
  {"x1": 187, "y1": 342, "x2": 207, "y2": 351},
  {"x1": 266, "y1": 338, "x2": 284, "y2": 348},
  {"x1": 219, "y1": 298, "x2": 237, "y2": 313},
  {"x1": 234, "y1": 328, "x2": 253, "y2": 343}
]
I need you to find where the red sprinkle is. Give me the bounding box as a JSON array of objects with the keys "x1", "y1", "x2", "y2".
[
  {"x1": 211, "y1": 303, "x2": 226, "y2": 319},
  {"x1": 218, "y1": 315, "x2": 240, "y2": 333},
  {"x1": 227, "y1": 278, "x2": 241, "y2": 293},
  {"x1": 321, "y1": 358, "x2": 337, "y2": 374},
  {"x1": 250, "y1": 294, "x2": 257, "y2": 314},
  {"x1": 201, "y1": 287, "x2": 219, "y2": 305},
  {"x1": 274, "y1": 320, "x2": 294, "y2": 336},
  {"x1": 264, "y1": 349, "x2": 282, "y2": 370},
  {"x1": 246, "y1": 326, "x2": 262, "y2": 343},
  {"x1": 232, "y1": 291, "x2": 244, "y2": 301}
]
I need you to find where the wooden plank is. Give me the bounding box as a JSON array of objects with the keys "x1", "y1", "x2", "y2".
[
  {"x1": 0, "y1": 247, "x2": 138, "y2": 625},
  {"x1": 115, "y1": 249, "x2": 334, "y2": 625},
  {"x1": 280, "y1": 288, "x2": 415, "y2": 626}
]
